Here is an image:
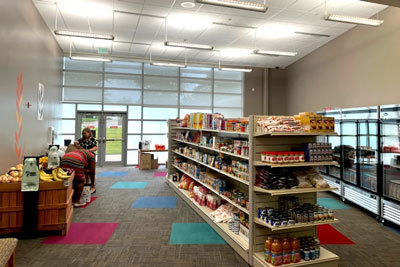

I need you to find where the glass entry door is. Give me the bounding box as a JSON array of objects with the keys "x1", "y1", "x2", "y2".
[{"x1": 76, "y1": 112, "x2": 127, "y2": 166}]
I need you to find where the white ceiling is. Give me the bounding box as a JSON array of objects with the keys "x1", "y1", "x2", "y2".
[{"x1": 32, "y1": 0, "x2": 387, "y2": 68}]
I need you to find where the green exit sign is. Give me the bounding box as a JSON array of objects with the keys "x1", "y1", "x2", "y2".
[{"x1": 98, "y1": 47, "x2": 108, "y2": 54}]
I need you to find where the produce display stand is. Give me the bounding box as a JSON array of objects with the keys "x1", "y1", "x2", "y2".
[
  {"x1": 167, "y1": 116, "x2": 340, "y2": 266},
  {"x1": 0, "y1": 173, "x2": 74, "y2": 236}
]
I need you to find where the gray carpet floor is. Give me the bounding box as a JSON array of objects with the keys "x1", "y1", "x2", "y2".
[{"x1": 14, "y1": 167, "x2": 400, "y2": 267}]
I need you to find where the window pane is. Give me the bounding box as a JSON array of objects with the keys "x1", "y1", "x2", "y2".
[
  {"x1": 143, "y1": 135, "x2": 168, "y2": 149},
  {"x1": 64, "y1": 71, "x2": 102, "y2": 87},
  {"x1": 144, "y1": 63, "x2": 179, "y2": 76},
  {"x1": 64, "y1": 57, "x2": 103, "y2": 72},
  {"x1": 214, "y1": 108, "x2": 242, "y2": 118},
  {"x1": 181, "y1": 79, "x2": 211, "y2": 92},
  {"x1": 144, "y1": 92, "x2": 178, "y2": 106},
  {"x1": 180, "y1": 108, "x2": 212, "y2": 118},
  {"x1": 105, "y1": 61, "x2": 142, "y2": 74},
  {"x1": 214, "y1": 94, "x2": 242, "y2": 107},
  {"x1": 63, "y1": 87, "x2": 102, "y2": 102},
  {"x1": 128, "y1": 121, "x2": 141, "y2": 133},
  {"x1": 104, "y1": 89, "x2": 141, "y2": 104},
  {"x1": 143, "y1": 121, "x2": 168, "y2": 134},
  {"x1": 62, "y1": 104, "x2": 75, "y2": 118},
  {"x1": 104, "y1": 74, "x2": 141, "y2": 89},
  {"x1": 103, "y1": 105, "x2": 127, "y2": 112},
  {"x1": 128, "y1": 135, "x2": 141, "y2": 149},
  {"x1": 144, "y1": 76, "x2": 178, "y2": 91},
  {"x1": 128, "y1": 106, "x2": 141, "y2": 120},
  {"x1": 62, "y1": 120, "x2": 75, "y2": 134},
  {"x1": 127, "y1": 150, "x2": 139, "y2": 165},
  {"x1": 152, "y1": 151, "x2": 168, "y2": 164},
  {"x1": 143, "y1": 107, "x2": 177, "y2": 120},
  {"x1": 180, "y1": 93, "x2": 211, "y2": 106},
  {"x1": 214, "y1": 69, "x2": 243, "y2": 80},
  {"x1": 77, "y1": 104, "x2": 102, "y2": 111},
  {"x1": 214, "y1": 80, "x2": 242, "y2": 94},
  {"x1": 181, "y1": 66, "x2": 212, "y2": 78}
]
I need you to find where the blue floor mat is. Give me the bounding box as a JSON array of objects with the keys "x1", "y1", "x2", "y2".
[
  {"x1": 169, "y1": 223, "x2": 226, "y2": 245},
  {"x1": 317, "y1": 198, "x2": 350, "y2": 210},
  {"x1": 98, "y1": 171, "x2": 128, "y2": 177},
  {"x1": 131, "y1": 196, "x2": 177, "y2": 208},
  {"x1": 110, "y1": 181, "x2": 148, "y2": 189}
]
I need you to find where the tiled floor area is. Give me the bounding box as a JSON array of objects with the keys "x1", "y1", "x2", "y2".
[{"x1": 15, "y1": 166, "x2": 400, "y2": 267}]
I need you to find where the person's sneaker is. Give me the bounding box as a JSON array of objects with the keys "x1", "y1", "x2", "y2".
[
  {"x1": 74, "y1": 202, "x2": 86, "y2": 207},
  {"x1": 90, "y1": 188, "x2": 96, "y2": 194}
]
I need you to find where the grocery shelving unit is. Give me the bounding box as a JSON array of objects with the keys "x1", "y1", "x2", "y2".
[{"x1": 167, "y1": 116, "x2": 340, "y2": 266}]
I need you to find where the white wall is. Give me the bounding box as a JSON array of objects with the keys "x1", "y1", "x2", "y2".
[{"x1": 0, "y1": 0, "x2": 63, "y2": 172}]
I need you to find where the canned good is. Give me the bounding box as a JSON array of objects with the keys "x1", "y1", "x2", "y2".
[
  {"x1": 328, "y1": 209, "x2": 334, "y2": 220},
  {"x1": 303, "y1": 249, "x2": 310, "y2": 261}
]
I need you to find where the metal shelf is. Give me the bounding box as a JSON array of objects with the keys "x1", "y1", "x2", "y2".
[
  {"x1": 254, "y1": 186, "x2": 338, "y2": 196},
  {"x1": 254, "y1": 161, "x2": 338, "y2": 168},
  {"x1": 172, "y1": 164, "x2": 249, "y2": 214},
  {"x1": 173, "y1": 139, "x2": 249, "y2": 160},
  {"x1": 254, "y1": 217, "x2": 339, "y2": 231},
  {"x1": 173, "y1": 151, "x2": 249, "y2": 185},
  {"x1": 253, "y1": 247, "x2": 339, "y2": 267},
  {"x1": 174, "y1": 127, "x2": 249, "y2": 136},
  {"x1": 254, "y1": 132, "x2": 338, "y2": 137}
]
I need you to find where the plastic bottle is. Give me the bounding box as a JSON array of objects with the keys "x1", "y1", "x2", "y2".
[
  {"x1": 264, "y1": 237, "x2": 273, "y2": 263},
  {"x1": 271, "y1": 239, "x2": 283, "y2": 266},
  {"x1": 282, "y1": 238, "x2": 292, "y2": 264},
  {"x1": 291, "y1": 237, "x2": 301, "y2": 263}
]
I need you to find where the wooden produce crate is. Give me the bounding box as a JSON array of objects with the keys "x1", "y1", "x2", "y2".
[
  {"x1": 0, "y1": 184, "x2": 24, "y2": 235},
  {"x1": 0, "y1": 173, "x2": 74, "y2": 236},
  {"x1": 37, "y1": 174, "x2": 74, "y2": 236}
]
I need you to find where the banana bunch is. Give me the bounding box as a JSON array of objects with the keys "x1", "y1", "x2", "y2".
[
  {"x1": 40, "y1": 168, "x2": 71, "y2": 182},
  {"x1": 39, "y1": 170, "x2": 54, "y2": 182},
  {"x1": 52, "y1": 168, "x2": 71, "y2": 181}
]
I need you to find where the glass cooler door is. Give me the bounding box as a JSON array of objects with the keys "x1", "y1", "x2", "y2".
[
  {"x1": 381, "y1": 119, "x2": 400, "y2": 201},
  {"x1": 359, "y1": 120, "x2": 378, "y2": 193},
  {"x1": 341, "y1": 121, "x2": 358, "y2": 185}
]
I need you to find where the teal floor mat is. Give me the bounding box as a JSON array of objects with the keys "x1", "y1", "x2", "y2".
[
  {"x1": 318, "y1": 197, "x2": 350, "y2": 210},
  {"x1": 169, "y1": 223, "x2": 227, "y2": 245}
]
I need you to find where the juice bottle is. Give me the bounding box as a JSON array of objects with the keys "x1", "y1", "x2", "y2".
[
  {"x1": 282, "y1": 238, "x2": 292, "y2": 264},
  {"x1": 291, "y1": 237, "x2": 301, "y2": 263},
  {"x1": 271, "y1": 239, "x2": 283, "y2": 266},
  {"x1": 264, "y1": 236, "x2": 273, "y2": 262}
]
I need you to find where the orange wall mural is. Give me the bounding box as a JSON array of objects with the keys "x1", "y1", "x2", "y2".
[{"x1": 15, "y1": 73, "x2": 25, "y2": 163}]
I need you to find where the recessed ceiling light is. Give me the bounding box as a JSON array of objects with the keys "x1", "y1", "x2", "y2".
[
  {"x1": 254, "y1": 50, "x2": 297, "y2": 57},
  {"x1": 164, "y1": 41, "x2": 213, "y2": 50},
  {"x1": 181, "y1": 2, "x2": 196, "y2": 8},
  {"x1": 70, "y1": 56, "x2": 112, "y2": 62}
]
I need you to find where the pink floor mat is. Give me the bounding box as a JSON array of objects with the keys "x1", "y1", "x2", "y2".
[{"x1": 42, "y1": 223, "x2": 119, "y2": 244}]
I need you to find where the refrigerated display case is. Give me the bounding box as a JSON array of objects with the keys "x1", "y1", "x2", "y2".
[
  {"x1": 341, "y1": 120, "x2": 358, "y2": 185},
  {"x1": 380, "y1": 104, "x2": 400, "y2": 226},
  {"x1": 359, "y1": 120, "x2": 379, "y2": 193}
]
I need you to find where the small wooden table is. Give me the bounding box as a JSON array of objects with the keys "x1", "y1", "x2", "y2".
[{"x1": 138, "y1": 149, "x2": 168, "y2": 167}]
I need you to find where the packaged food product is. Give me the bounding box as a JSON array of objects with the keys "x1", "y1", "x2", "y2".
[
  {"x1": 291, "y1": 237, "x2": 301, "y2": 263},
  {"x1": 282, "y1": 238, "x2": 292, "y2": 264},
  {"x1": 271, "y1": 239, "x2": 283, "y2": 266},
  {"x1": 265, "y1": 237, "x2": 273, "y2": 263}
]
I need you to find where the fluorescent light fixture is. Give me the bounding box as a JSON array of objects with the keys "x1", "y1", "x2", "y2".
[
  {"x1": 295, "y1": 31, "x2": 331, "y2": 38},
  {"x1": 164, "y1": 41, "x2": 213, "y2": 50},
  {"x1": 212, "y1": 22, "x2": 256, "y2": 29},
  {"x1": 195, "y1": 0, "x2": 267, "y2": 12},
  {"x1": 70, "y1": 56, "x2": 112, "y2": 62},
  {"x1": 325, "y1": 14, "x2": 383, "y2": 26},
  {"x1": 254, "y1": 50, "x2": 297, "y2": 57},
  {"x1": 219, "y1": 67, "x2": 252, "y2": 72},
  {"x1": 54, "y1": 30, "x2": 114, "y2": 40},
  {"x1": 151, "y1": 62, "x2": 186, "y2": 68}
]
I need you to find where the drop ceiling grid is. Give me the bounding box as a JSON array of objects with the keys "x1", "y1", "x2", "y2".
[{"x1": 33, "y1": 0, "x2": 387, "y2": 68}]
